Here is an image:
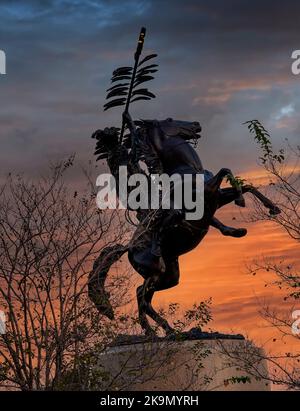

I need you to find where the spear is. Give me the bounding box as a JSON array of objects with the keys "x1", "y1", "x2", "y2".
[
  {"x1": 119, "y1": 27, "x2": 146, "y2": 143},
  {"x1": 103, "y1": 27, "x2": 158, "y2": 144}
]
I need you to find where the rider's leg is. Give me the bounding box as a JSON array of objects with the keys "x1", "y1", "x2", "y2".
[
  {"x1": 151, "y1": 209, "x2": 184, "y2": 257},
  {"x1": 151, "y1": 230, "x2": 162, "y2": 257},
  {"x1": 211, "y1": 216, "x2": 247, "y2": 238},
  {"x1": 136, "y1": 281, "x2": 157, "y2": 336}
]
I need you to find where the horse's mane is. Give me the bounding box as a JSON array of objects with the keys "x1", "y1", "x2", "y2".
[{"x1": 133, "y1": 121, "x2": 163, "y2": 175}]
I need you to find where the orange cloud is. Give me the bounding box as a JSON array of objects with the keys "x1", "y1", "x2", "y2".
[{"x1": 153, "y1": 209, "x2": 298, "y2": 352}]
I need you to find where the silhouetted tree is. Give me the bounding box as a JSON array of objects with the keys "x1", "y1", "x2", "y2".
[
  {"x1": 0, "y1": 159, "x2": 132, "y2": 390},
  {"x1": 221, "y1": 122, "x2": 300, "y2": 390}
]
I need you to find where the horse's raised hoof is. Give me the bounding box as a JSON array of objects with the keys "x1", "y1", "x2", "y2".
[
  {"x1": 165, "y1": 327, "x2": 176, "y2": 337},
  {"x1": 95, "y1": 301, "x2": 115, "y2": 320},
  {"x1": 222, "y1": 227, "x2": 247, "y2": 238},
  {"x1": 235, "y1": 195, "x2": 246, "y2": 208},
  {"x1": 231, "y1": 228, "x2": 247, "y2": 237},
  {"x1": 97, "y1": 301, "x2": 115, "y2": 320},
  {"x1": 144, "y1": 328, "x2": 157, "y2": 338},
  {"x1": 269, "y1": 206, "x2": 281, "y2": 216},
  {"x1": 103, "y1": 307, "x2": 115, "y2": 320}
]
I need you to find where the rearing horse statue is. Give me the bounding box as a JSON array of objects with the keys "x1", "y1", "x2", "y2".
[{"x1": 89, "y1": 115, "x2": 280, "y2": 336}]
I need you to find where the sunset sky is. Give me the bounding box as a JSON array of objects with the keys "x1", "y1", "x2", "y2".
[{"x1": 0, "y1": 1, "x2": 299, "y2": 349}]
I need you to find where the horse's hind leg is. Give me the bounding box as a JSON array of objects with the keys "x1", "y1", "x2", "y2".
[
  {"x1": 137, "y1": 277, "x2": 175, "y2": 336},
  {"x1": 137, "y1": 258, "x2": 180, "y2": 336},
  {"x1": 136, "y1": 281, "x2": 158, "y2": 336}
]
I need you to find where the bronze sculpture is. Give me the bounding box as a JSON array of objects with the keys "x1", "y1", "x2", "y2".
[{"x1": 88, "y1": 28, "x2": 281, "y2": 336}]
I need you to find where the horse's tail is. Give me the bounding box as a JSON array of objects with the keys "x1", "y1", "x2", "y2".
[{"x1": 88, "y1": 243, "x2": 128, "y2": 319}]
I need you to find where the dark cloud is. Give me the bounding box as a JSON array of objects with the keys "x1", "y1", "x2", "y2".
[{"x1": 0, "y1": 0, "x2": 299, "y2": 176}]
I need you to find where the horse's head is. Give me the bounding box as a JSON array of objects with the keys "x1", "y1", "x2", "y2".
[{"x1": 136, "y1": 118, "x2": 201, "y2": 141}]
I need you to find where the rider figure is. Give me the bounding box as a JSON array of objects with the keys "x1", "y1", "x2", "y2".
[{"x1": 123, "y1": 112, "x2": 247, "y2": 258}]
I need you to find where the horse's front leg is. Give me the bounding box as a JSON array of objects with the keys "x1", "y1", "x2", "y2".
[
  {"x1": 218, "y1": 187, "x2": 242, "y2": 209},
  {"x1": 218, "y1": 185, "x2": 281, "y2": 215},
  {"x1": 206, "y1": 168, "x2": 232, "y2": 191},
  {"x1": 242, "y1": 185, "x2": 281, "y2": 215},
  {"x1": 211, "y1": 216, "x2": 247, "y2": 237},
  {"x1": 207, "y1": 168, "x2": 245, "y2": 206}
]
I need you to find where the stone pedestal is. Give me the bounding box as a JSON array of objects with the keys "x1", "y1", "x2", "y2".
[{"x1": 99, "y1": 334, "x2": 270, "y2": 391}]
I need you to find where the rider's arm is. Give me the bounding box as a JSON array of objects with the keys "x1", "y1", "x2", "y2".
[
  {"x1": 123, "y1": 111, "x2": 138, "y2": 138},
  {"x1": 123, "y1": 111, "x2": 139, "y2": 154}
]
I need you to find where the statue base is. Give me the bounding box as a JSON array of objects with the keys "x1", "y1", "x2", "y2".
[{"x1": 99, "y1": 329, "x2": 270, "y2": 391}]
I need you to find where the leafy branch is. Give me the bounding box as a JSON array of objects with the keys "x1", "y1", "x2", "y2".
[
  {"x1": 226, "y1": 174, "x2": 247, "y2": 190},
  {"x1": 244, "y1": 120, "x2": 285, "y2": 164}
]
